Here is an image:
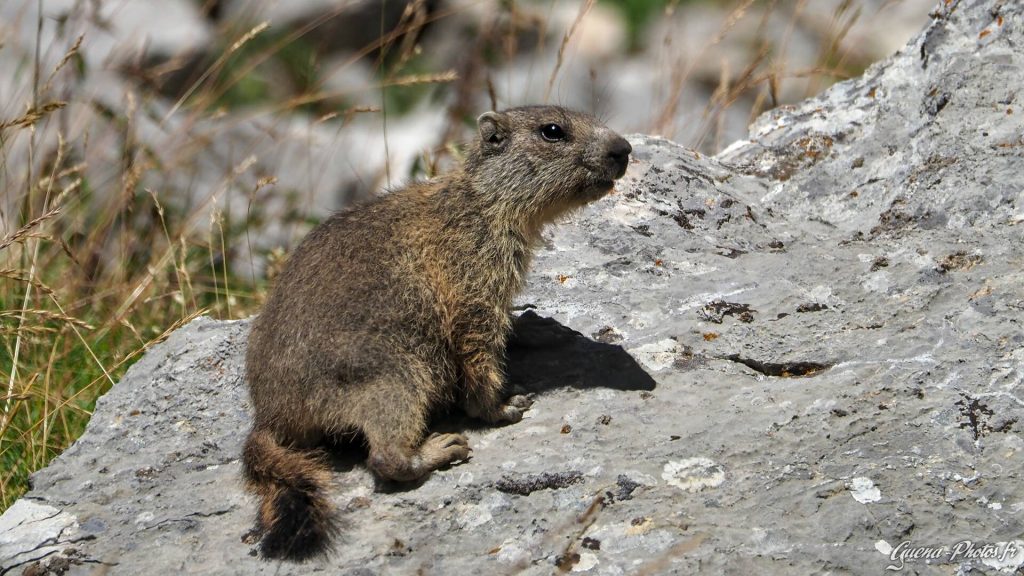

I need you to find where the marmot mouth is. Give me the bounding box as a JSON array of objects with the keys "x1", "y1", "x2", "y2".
[
  {"x1": 578, "y1": 164, "x2": 622, "y2": 199},
  {"x1": 579, "y1": 179, "x2": 615, "y2": 200}
]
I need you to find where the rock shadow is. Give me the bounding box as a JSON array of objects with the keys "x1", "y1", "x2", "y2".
[{"x1": 505, "y1": 310, "x2": 656, "y2": 394}]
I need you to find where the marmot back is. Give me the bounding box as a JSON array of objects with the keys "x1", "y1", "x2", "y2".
[{"x1": 242, "y1": 105, "x2": 631, "y2": 561}]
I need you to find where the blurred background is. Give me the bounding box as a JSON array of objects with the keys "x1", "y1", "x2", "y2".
[{"x1": 0, "y1": 0, "x2": 935, "y2": 508}]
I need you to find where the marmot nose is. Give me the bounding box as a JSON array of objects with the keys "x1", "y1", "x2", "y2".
[{"x1": 607, "y1": 136, "x2": 632, "y2": 176}]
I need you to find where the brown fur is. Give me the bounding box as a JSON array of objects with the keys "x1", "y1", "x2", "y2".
[{"x1": 242, "y1": 105, "x2": 631, "y2": 560}]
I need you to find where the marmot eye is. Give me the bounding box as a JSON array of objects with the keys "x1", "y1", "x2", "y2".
[{"x1": 540, "y1": 123, "x2": 566, "y2": 142}]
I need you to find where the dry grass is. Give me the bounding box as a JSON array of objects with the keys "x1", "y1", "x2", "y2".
[
  {"x1": 0, "y1": 68, "x2": 226, "y2": 507},
  {"x1": 0, "y1": 0, "x2": 917, "y2": 511}
]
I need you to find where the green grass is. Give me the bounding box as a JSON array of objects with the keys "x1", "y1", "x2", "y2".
[{"x1": 0, "y1": 305, "x2": 129, "y2": 504}]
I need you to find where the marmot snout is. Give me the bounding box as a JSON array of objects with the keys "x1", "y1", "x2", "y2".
[{"x1": 242, "y1": 105, "x2": 631, "y2": 561}]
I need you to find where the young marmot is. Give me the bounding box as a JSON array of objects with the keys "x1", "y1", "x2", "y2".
[{"x1": 242, "y1": 105, "x2": 631, "y2": 560}]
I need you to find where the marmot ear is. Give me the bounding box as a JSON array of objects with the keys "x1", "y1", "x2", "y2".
[{"x1": 477, "y1": 111, "x2": 508, "y2": 151}]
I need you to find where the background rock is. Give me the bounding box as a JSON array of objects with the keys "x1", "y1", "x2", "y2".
[
  {"x1": 0, "y1": 0, "x2": 938, "y2": 252},
  {"x1": 2, "y1": 0, "x2": 1023, "y2": 574}
]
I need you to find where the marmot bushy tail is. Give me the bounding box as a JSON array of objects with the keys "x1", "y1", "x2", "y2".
[
  {"x1": 241, "y1": 428, "x2": 337, "y2": 560},
  {"x1": 243, "y1": 105, "x2": 631, "y2": 561}
]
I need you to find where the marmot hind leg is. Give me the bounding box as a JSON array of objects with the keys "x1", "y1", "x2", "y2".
[
  {"x1": 365, "y1": 428, "x2": 471, "y2": 483},
  {"x1": 344, "y1": 362, "x2": 471, "y2": 479},
  {"x1": 356, "y1": 380, "x2": 471, "y2": 482}
]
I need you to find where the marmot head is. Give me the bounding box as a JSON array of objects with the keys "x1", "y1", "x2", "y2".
[{"x1": 465, "y1": 105, "x2": 631, "y2": 226}]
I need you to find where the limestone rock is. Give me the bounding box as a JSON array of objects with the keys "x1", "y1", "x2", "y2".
[{"x1": 2, "y1": 1, "x2": 1023, "y2": 574}]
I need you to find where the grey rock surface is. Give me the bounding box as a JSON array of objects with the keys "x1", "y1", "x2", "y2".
[{"x1": 3, "y1": 0, "x2": 1024, "y2": 574}]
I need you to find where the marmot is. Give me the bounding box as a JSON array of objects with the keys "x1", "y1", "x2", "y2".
[{"x1": 242, "y1": 105, "x2": 631, "y2": 561}]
